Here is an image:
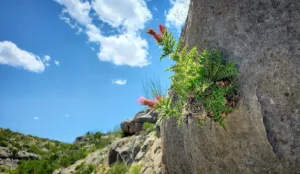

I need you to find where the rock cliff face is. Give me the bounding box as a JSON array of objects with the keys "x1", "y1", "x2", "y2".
[{"x1": 161, "y1": 0, "x2": 300, "y2": 173}]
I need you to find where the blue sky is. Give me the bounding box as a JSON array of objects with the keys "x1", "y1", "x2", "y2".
[{"x1": 0, "y1": 0, "x2": 189, "y2": 142}]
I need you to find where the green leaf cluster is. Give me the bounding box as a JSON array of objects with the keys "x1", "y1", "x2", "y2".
[
  {"x1": 154, "y1": 31, "x2": 238, "y2": 128},
  {"x1": 142, "y1": 122, "x2": 156, "y2": 133}
]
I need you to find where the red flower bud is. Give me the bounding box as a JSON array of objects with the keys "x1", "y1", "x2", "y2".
[
  {"x1": 138, "y1": 96, "x2": 162, "y2": 108},
  {"x1": 146, "y1": 28, "x2": 163, "y2": 43},
  {"x1": 159, "y1": 24, "x2": 167, "y2": 34}
]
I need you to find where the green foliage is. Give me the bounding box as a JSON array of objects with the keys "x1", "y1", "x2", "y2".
[
  {"x1": 109, "y1": 126, "x2": 125, "y2": 138},
  {"x1": 142, "y1": 75, "x2": 167, "y2": 99},
  {"x1": 154, "y1": 31, "x2": 238, "y2": 128},
  {"x1": 27, "y1": 144, "x2": 45, "y2": 155},
  {"x1": 130, "y1": 164, "x2": 142, "y2": 174},
  {"x1": 143, "y1": 122, "x2": 156, "y2": 133},
  {"x1": 0, "y1": 140, "x2": 9, "y2": 147},
  {"x1": 0, "y1": 128, "x2": 119, "y2": 174},
  {"x1": 0, "y1": 166, "x2": 13, "y2": 173},
  {"x1": 107, "y1": 163, "x2": 129, "y2": 174},
  {"x1": 75, "y1": 163, "x2": 96, "y2": 174},
  {"x1": 154, "y1": 97, "x2": 183, "y2": 122},
  {"x1": 15, "y1": 160, "x2": 55, "y2": 174}
]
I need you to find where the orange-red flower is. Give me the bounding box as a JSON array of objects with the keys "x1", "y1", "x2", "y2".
[
  {"x1": 159, "y1": 24, "x2": 167, "y2": 34},
  {"x1": 156, "y1": 96, "x2": 162, "y2": 101},
  {"x1": 147, "y1": 28, "x2": 163, "y2": 43},
  {"x1": 138, "y1": 96, "x2": 162, "y2": 108}
]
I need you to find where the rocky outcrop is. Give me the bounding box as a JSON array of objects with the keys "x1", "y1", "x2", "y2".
[
  {"x1": 53, "y1": 128, "x2": 162, "y2": 174},
  {"x1": 132, "y1": 133, "x2": 163, "y2": 174},
  {"x1": 53, "y1": 148, "x2": 108, "y2": 174},
  {"x1": 161, "y1": 0, "x2": 300, "y2": 173},
  {"x1": 0, "y1": 147, "x2": 40, "y2": 170},
  {"x1": 108, "y1": 135, "x2": 144, "y2": 166},
  {"x1": 121, "y1": 109, "x2": 159, "y2": 135},
  {"x1": 16, "y1": 151, "x2": 40, "y2": 160},
  {"x1": 0, "y1": 147, "x2": 11, "y2": 159}
]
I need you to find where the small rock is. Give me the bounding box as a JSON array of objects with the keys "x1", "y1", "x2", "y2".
[
  {"x1": 121, "y1": 109, "x2": 159, "y2": 135},
  {"x1": 0, "y1": 147, "x2": 11, "y2": 158},
  {"x1": 16, "y1": 151, "x2": 40, "y2": 160}
]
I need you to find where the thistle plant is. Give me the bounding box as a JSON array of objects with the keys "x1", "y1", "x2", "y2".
[{"x1": 145, "y1": 24, "x2": 238, "y2": 129}]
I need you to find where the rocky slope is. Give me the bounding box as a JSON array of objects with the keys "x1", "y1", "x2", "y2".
[
  {"x1": 161, "y1": 0, "x2": 300, "y2": 173},
  {"x1": 0, "y1": 128, "x2": 63, "y2": 172},
  {"x1": 0, "y1": 109, "x2": 162, "y2": 174}
]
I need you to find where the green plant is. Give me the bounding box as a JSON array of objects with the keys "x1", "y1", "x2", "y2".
[
  {"x1": 130, "y1": 164, "x2": 142, "y2": 174},
  {"x1": 107, "y1": 162, "x2": 129, "y2": 174},
  {"x1": 148, "y1": 25, "x2": 238, "y2": 128},
  {"x1": 75, "y1": 163, "x2": 96, "y2": 174},
  {"x1": 110, "y1": 126, "x2": 125, "y2": 138},
  {"x1": 143, "y1": 122, "x2": 156, "y2": 133},
  {"x1": 0, "y1": 140, "x2": 9, "y2": 147},
  {"x1": 142, "y1": 75, "x2": 167, "y2": 99}
]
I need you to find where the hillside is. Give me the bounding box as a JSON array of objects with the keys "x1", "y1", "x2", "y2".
[
  {"x1": 0, "y1": 109, "x2": 161, "y2": 174},
  {"x1": 0, "y1": 127, "x2": 122, "y2": 173}
]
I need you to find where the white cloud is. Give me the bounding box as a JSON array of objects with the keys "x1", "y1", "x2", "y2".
[
  {"x1": 45, "y1": 63, "x2": 50, "y2": 67},
  {"x1": 54, "y1": 60, "x2": 60, "y2": 66},
  {"x1": 98, "y1": 33, "x2": 150, "y2": 67},
  {"x1": 165, "y1": 0, "x2": 190, "y2": 31},
  {"x1": 112, "y1": 79, "x2": 127, "y2": 85},
  {"x1": 55, "y1": 0, "x2": 152, "y2": 67},
  {"x1": 0, "y1": 41, "x2": 45, "y2": 73},
  {"x1": 44, "y1": 55, "x2": 51, "y2": 62},
  {"x1": 55, "y1": 0, "x2": 92, "y2": 25},
  {"x1": 153, "y1": 6, "x2": 158, "y2": 11},
  {"x1": 33, "y1": 117, "x2": 39, "y2": 120},
  {"x1": 92, "y1": 0, "x2": 152, "y2": 32},
  {"x1": 85, "y1": 23, "x2": 102, "y2": 43},
  {"x1": 59, "y1": 14, "x2": 83, "y2": 34}
]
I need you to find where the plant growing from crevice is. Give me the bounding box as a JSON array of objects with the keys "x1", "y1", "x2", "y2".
[
  {"x1": 143, "y1": 122, "x2": 156, "y2": 133},
  {"x1": 145, "y1": 24, "x2": 238, "y2": 129},
  {"x1": 142, "y1": 75, "x2": 167, "y2": 99}
]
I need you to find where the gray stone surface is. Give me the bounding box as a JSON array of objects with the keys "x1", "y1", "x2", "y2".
[
  {"x1": 0, "y1": 147, "x2": 11, "y2": 159},
  {"x1": 121, "y1": 109, "x2": 159, "y2": 135},
  {"x1": 132, "y1": 132, "x2": 163, "y2": 174},
  {"x1": 53, "y1": 148, "x2": 108, "y2": 174},
  {"x1": 0, "y1": 158, "x2": 18, "y2": 169},
  {"x1": 16, "y1": 150, "x2": 40, "y2": 160},
  {"x1": 108, "y1": 135, "x2": 144, "y2": 166},
  {"x1": 161, "y1": 0, "x2": 300, "y2": 173}
]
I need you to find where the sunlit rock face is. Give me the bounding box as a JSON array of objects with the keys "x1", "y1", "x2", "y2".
[{"x1": 161, "y1": 0, "x2": 300, "y2": 173}]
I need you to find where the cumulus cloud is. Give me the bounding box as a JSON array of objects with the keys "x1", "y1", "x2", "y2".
[
  {"x1": 92, "y1": 0, "x2": 152, "y2": 32},
  {"x1": 55, "y1": 0, "x2": 92, "y2": 25},
  {"x1": 59, "y1": 14, "x2": 83, "y2": 34},
  {"x1": 54, "y1": 60, "x2": 60, "y2": 66},
  {"x1": 112, "y1": 79, "x2": 127, "y2": 85},
  {"x1": 33, "y1": 117, "x2": 39, "y2": 120},
  {"x1": 165, "y1": 0, "x2": 190, "y2": 31},
  {"x1": 0, "y1": 41, "x2": 45, "y2": 73},
  {"x1": 55, "y1": 0, "x2": 152, "y2": 67},
  {"x1": 98, "y1": 33, "x2": 150, "y2": 66}
]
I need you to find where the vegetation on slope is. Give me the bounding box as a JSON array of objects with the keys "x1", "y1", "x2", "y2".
[{"x1": 0, "y1": 128, "x2": 122, "y2": 174}]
